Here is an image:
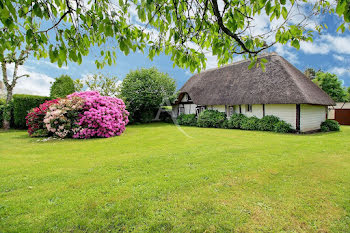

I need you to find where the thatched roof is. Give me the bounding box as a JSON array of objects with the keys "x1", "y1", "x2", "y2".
[{"x1": 177, "y1": 53, "x2": 335, "y2": 106}]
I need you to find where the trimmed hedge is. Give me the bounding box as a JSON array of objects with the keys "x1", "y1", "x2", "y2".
[
  {"x1": 177, "y1": 113, "x2": 197, "y2": 126},
  {"x1": 13, "y1": 94, "x2": 50, "y2": 128},
  {"x1": 321, "y1": 119, "x2": 340, "y2": 132},
  {"x1": 197, "y1": 110, "x2": 226, "y2": 128}
]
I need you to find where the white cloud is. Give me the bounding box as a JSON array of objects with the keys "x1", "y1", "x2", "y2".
[
  {"x1": 333, "y1": 54, "x2": 345, "y2": 61},
  {"x1": 4, "y1": 64, "x2": 54, "y2": 96},
  {"x1": 274, "y1": 44, "x2": 299, "y2": 64},
  {"x1": 300, "y1": 34, "x2": 350, "y2": 55},
  {"x1": 299, "y1": 40, "x2": 330, "y2": 54},
  {"x1": 328, "y1": 67, "x2": 350, "y2": 77}
]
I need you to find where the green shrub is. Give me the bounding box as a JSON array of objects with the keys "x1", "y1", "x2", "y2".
[
  {"x1": 257, "y1": 115, "x2": 280, "y2": 131},
  {"x1": 273, "y1": 121, "x2": 292, "y2": 133},
  {"x1": 227, "y1": 114, "x2": 247, "y2": 129},
  {"x1": 240, "y1": 116, "x2": 260, "y2": 130},
  {"x1": 50, "y1": 75, "x2": 75, "y2": 99},
  {"x1": 0, "y1": 98, "x2": 5, "y2": 105},
  {"x1": 321, "y1": 120, "x2": 340, "y2": 132},
  {"x1": 139, "y1": 110, "x2": 155, "y2": 123},
  {"x1": 197, "y1": 110, "x2": 226, "y2": 128},
  {"x1": 177, "y1": 114, "x2": 197, "y2": 126},
  {"x1": 159, "y1": 111, "x2": 173, "y2": 123},
  {"x1": 221, "y1": 119, "x2": 229, "y2": 129},
  {"x1": 13, "y1": 94, "x2": 50, "y2": 128}
]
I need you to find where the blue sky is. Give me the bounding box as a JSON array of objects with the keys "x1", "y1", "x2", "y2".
[{"x1": 7, "y1": 8, "x2": 350, "y2": 96}]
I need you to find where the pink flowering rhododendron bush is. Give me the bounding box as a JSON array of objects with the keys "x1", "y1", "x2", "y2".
[
  {"x1": 68, "y1": 91, "x2": 129, "y2": 138},
  {"x1": 26, "y1": 91, "x2": 129, "y2": 139},
  {"x1": 26, "y1": 99, "x2": 60, "y2": 137}
]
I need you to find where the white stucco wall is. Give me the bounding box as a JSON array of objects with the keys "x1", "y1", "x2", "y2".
[
  {"x1": 207, "y1": 105, "x2": 226, "y2": 113},
  {"x1": 241, "y1": 104, "x2": 264, "y2": 118},
  {"x1": 300, "y1": 104, "x2": 326, "y2": 132},
  {"x1": 265, "y1": 104, "x2": 297, "y2": 129},
  {"x1": 184, "y1": 104, "x2": 197, "y2": 114}
]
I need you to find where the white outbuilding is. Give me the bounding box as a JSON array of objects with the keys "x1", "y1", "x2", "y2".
[{"x1": 172, "y1": 53, "x2": 335, "y2": 132}]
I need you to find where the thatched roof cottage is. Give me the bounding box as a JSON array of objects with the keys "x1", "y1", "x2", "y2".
[{"x1": 172, "y1": 53, "x2": 335, "y2": 132}]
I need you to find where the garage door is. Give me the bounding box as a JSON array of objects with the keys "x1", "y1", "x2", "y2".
[{"x1": 335, "y1": 109, "x2": 350, "y2": 125}]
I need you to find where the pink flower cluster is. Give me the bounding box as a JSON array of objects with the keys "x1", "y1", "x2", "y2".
[
  {"x1": 44, "y1": 96, "x2": 84, "y2": 138},
  {"x1": 68, "y1": 91, "x2": 129, "y2": 138},
  {"x1": 26, "y1": 91, "x2": 129, "y2": 139},
  {"x1": 26, "y1": 99, "x2": 60, "y2": 136}
]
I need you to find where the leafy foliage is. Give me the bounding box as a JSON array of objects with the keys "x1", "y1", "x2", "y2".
[
  {"x1": 120, "y1": 67, "x2": 176, "y2": 123},
  {"x1": 197, "y1": 110, "x2": 226, "y2": 128},
  {"x1": 321, "y1": 120, "x2": 340, "y2": 132},
  {"x1": 0, "y1": 0, "x2": 348, "y2": 73},
  {"x1": 313, "y1": 71, "x2": 348, "y2": 102},
  {"x1": 50, "y1": 75, "x2": 75, "y2": 99},
  {"x1": 240, "y1": 116, "x2": 260, "y2": 130},
  {"x1": 74, "y1": 74, "x2": 120, "y2": 97},
  {"x1": 227, "y1": 114, "x2": 248, "y2": 129},
  {"x1": 257, "y1": 115, "x2": 281, "y2": 131},
  {"x1": 177, "y1": 114, "x2": 197, "y2": 126},
  {"x1": 13, "y1": 94, "x2": 50, "y2": 128},
  {"x1": 273, "y1": 121, "x2": 293, "y2": 133}
]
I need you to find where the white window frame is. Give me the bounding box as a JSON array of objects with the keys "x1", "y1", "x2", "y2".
[
  {"x1": 229, "y1": 106, "x2": 234, "y2": 117},
  {"x1": 246, "y1": 104, "x2": 252, "y2": 112}
]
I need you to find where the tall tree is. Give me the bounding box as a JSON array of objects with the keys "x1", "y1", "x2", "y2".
[
  {"x1": 1, "y1": 0, "x2": 349, "y2": 73},
  {"x1": 50, "y1": 75, "x2": 75, "y2": 99},
  {"x1": 313, "y1": 71, "x2": 348, "y2": 102},
  {"x1": 1, "y1": 48, "x2": 31, "y2": 129},
  {"x1": 304, "y1": 68, "x2": 317, "y2": 80},
  {"x1": 75, "y1": 74, "x2": 120, "y2": 97},
  {"x1": 120, "y1": 67, "x2": 176, "y2": 123}
]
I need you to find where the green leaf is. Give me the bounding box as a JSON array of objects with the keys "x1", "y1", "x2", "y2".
[
  {"x1": 261, "y1": 58, "x2": 268, "y2": 63},
  {"x1": 248, "y1": 60, "x2": 257, "y2": 69},
  {"x1": 336, "y1": 0, "x2": 346, "y2": 15},
  {"x1": 280, "y1": 0, "x2": 286, "y2": 5},
  {"x1": 265, "y1": 1, "x2": 272, "y2": 15},
  {"x1": 282, "y1": 7, "x2": 288, "y2": 20},
  {"x1": 291, "y1": 39, "x2": 300, "y2": 50}
]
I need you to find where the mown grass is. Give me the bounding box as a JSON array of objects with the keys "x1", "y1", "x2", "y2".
[{"x1": 1, "y1": 123, "x2": 350, "y2": 232}]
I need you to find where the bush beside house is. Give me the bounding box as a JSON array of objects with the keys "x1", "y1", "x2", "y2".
[
  {"x1": 321, "y1": 120, "x2": 340, "y2": 132},
  {"x1": 177, "y1": 114, "x2": 197, "y2": 126},
  {"x1": 177, "y1": 110, "x2": 322, "y2": 133},
  {"x1": 197, "y1": 110, "x2": 226, "y2": 128}
]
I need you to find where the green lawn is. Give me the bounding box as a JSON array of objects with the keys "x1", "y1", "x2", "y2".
[{"x1": 1, "y1": 123, "x2": 350, "y2": 232}]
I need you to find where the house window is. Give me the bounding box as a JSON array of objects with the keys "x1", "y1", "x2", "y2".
[
  {"x1": 246, "y1": 104, "x2": 252, "y2": 112},
  {"x1": 229, "y1": 106, "x2": 234, "y2": 117},
  {"x1": 179, "y1": 107, "x2": 184, "y2": 115}
]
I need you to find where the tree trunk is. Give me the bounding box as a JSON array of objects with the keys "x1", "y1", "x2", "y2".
[{"x1": 3, "y1": 88, "x2": 12, "y2": 130}]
